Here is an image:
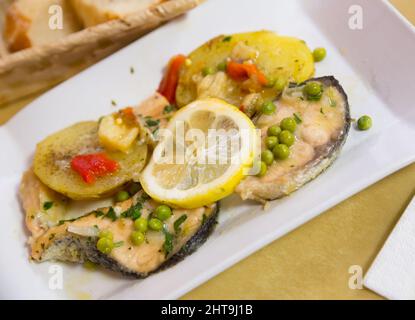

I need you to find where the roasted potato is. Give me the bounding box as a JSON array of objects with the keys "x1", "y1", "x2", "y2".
[
  {"x1": 34, "y1": 121, "x2": 147, "y2": 200},
  {"x1": 176, "y1": 31, "x2": 315, "y2": 109}
]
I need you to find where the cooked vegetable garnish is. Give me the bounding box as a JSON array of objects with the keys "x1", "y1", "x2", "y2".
[
  {"x1": 99, "y1": 230, "x2": 113, "y2": 241},
  {"x1": 131, "y1": 231, "x2": 145, "y2": 246},
  {"x1": 261, "y1": 150, "x2": 274, "y2": 165},
  {"x1": 176, "y1": 31, "x2": 315, "y2": 108},
  {"x1": 279, "y1": 130, "x2": 295, "y2": 147},
  {"x1": 71, "y1": 153, "x2": 119, "y2": 184},
  {"x1": 43, "y1": 201, "x2": 53, "y2": 211},
  {"x1": 258, "y1": 161, "x2": 267, "y2": 177},
  {"x1": 174, "y1": 215, "x2": 187, "y2": 234},
  {"x1": 261, "y1": 101, "x2": 276, "y2": 115},
  {"x1": 303, "y1": 81, "x2": 323, "y2": 101},
  {"x1": 357, "y1": 115, "x2": 372, "y2": 131},
  {"x1": 134, "y1": 217, "x2": 148, "y2": 233},
  {"x1": 313, "y1": 47, "x2": 327, "y2": 62},
  {"x1": 115, "y1": 190, "x2": 130, "y2": 202},
  {"x1": 265, "y1": 136, "x2": 278, "y2": 150},
  {"x1": 97, "y1": 237, "x2": 114, "y2": 254},
  {"x1": 158, "y1": 54, "x2": 186, "y2": 104},
  {"x1": 227, "y1": 61, "x2": 268, "y2": 85},
  {"x1": 267, "y1": 125, "x2": 282, "y2": 137},
  {"x1": 155, "y1": 205, "x2": 172, "y2": 221},
  {"x1": 280, "y1": 117, "x2": 297, "y2": 133},
  {"x1": 34, "y1": 121, "x2": 147, "y2": 200},
  {"x1": 202, "y1": 66, "x2": 215, "y2": 77},
  {"x1": 273, "y1": 144, "x2": 290, "y2": 160},
  {"x1": 148, "y1": 218, "x2": 163, "y2": 231}
]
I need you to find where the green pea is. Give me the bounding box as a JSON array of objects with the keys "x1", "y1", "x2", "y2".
[
  {"x1": 130, "y1": 231, "x2": 145, "y2": 246},
  {"x1": 273, "y1": 144, "x2": 290, "y2": 160},
  {"x1": 357, "y1": 115, "x2": 372, "y2": 131},
  {"x1": 261, "y1": 150, "x2": 274, "y2": 165},
  {"x1": 99, "y1": 230, "x2": 113, "y2": 241},
  {"x1": 155, "y1": 205, "x2": 172, "y2": 221},
  {"x1": 217, "y1": 61, "x2": 227, "y2": 72},
  {"x1": 267, "y1": 125, "x2": 282, "y2": 137},
  {"x1": 279, "y1": 130, "x2": 295, "y2": 147},
  {"x1": 134, "y1": 217, "x2": 148, "y2": 232},
  {"x1": 127, "y1": 182, "x2": 141, "y2": 196},
  {"x1": 148, "y1": 218, "x2": 163, "y2": 231},
  {"x1": 274, "y1": 77, "x2": 287, "y2": 92},
  {"x1": 202, "y1": 66, "x2": 215, "y2": 76},
  {"x1": 115, "y1": 190, "x2": 130, "y2": 202},
  {"x1": 265, "y1": 78, "x2": 276, "y2": 88},
  {"x1": 257, "y1": 161, "x2": 267, "y2": 177},
  {"x1": 83, "y1": 260, "x2": 97, "y2": 270},
  {"x1": 280, "y1": 117, "x2": 297, "y2": 133},
  {"x1": 96, "y1": 237, "x2": 114, "y2": 254},
  {"x1": 265, "y1": 136, "x2": 278, "y2": 150},
  {"x1": 261, "y1": 101, "x2": 276, "y2": 115},
  {"x1": 313, "y1": 47, "x2": 327, "y2": 62},
  {"x1": 303, "y1": 82, "x2": 323, "y2": 101}
]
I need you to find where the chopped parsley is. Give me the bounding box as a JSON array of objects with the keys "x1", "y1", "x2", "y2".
[
  {"x1": 294, "y1": 113, "x2": 302, "y2": 124},
  {"x1": 163, "y1": 229, "x2": 174, "y2": 256},
  {"x1": 57, "y1": 217, "x2": 77, "y2": 225},
  {"x1": 130, "y1": 67, "x2": 135, "y2": 74},
  {"x1": 163, "y1": 104, "x2": 175, "y2": 114},
  {"x1": 111, "y1": 100, "x2": 117, "y2": 107},
  {"x1": 43, "y1": 201, "x2": 54, "y2": 211},
  {"x1": 145, "y1": 118, "x2": 160, "y2": 127},
  {"x1": 320, "y1": 107, "x2": 325, "y2": 115},
  {"x1": 94, "y1": 210, "x2": 105, "y2": 217},
  {"x1": 174, "y1": 215, "x2": 187, "y2": 234},
  {"x1": 106, "y1": 207, "x2": 117, "y2": 221},
  {"x1": 114, "y1": 241, "x2": 124, "y2": 248},
  {"x1": 222, "y1": 36, "x2": 232, "y2": 42},
  {"x1": 120, "y1": 202, "x2": 142, "y2": 220}
]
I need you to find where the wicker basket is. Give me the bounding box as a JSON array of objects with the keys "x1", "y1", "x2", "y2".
[{"x1": 0, "y1": 0, "x2": 203, "y2": 107}]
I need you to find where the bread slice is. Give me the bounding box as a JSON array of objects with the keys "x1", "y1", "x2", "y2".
[
  {"x1": 70, "y1": 0, "x2": 164, "y2": 27},
  {"x1": 3, "y1": 0, "x2": 82, "y2": 52}
]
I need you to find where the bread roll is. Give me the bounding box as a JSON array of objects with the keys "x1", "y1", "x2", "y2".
[
  {"x1": 3, "y1": 0, "x2": 82, "y2": 52},
  {"x1": 70, "y1": 0, "x2": 164, "y2": 27}
]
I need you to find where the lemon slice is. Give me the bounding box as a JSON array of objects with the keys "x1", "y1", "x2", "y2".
[{"x1": 140, "y1": 98, "x2": 257, "y2": 208}]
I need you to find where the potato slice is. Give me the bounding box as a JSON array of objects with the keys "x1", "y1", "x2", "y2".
[
  {"x1": 34, "y1": 121, "x2": 147, "y2": 200},
  {"x1": 176, "y1": 31, "x2": 315, "y2": 108}
]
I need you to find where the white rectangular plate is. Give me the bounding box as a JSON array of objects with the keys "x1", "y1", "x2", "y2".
[{"x1": 1, "y1": 0, "x2": 414, "y2": 299}]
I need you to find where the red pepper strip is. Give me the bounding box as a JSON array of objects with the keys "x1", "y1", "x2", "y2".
[
  {"x1": 71, "y1": 153, "x2": 119, "y2": 184},
  {"x1": 226, "y1": 61, "x2": 268, "y2": 86},
  {"x1": 158, "y1": 54, "x2": 187, "y2": 104}
]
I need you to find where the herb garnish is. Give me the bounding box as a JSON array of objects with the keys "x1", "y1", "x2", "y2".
[
  {"x1": 174, "y1": 215, "x2": 187, "y2": 234},
  {"x1": 163, "y1": 229, "x2": 174, "y2": 256},
  {"x1": 114, "y1": 241, "x2": 124, "y2": 248},
  {"x1": 106, "y1": 207, "x2": 117, "y2": 221},
  {"x1": 145, "y1": 118, "x2": 160, "y2": 127},
  {"x1": 163, "y1": 105, "x2": 175, "y2": 114},
  {"x1": 43, "y1": 201, "x2": 54, "y2": 211},
  {"x1": 223, "y1": 36, "x2": 232, "y2": 42},
  {"x1": 57, "y1": 217, "x2": 77, "y2": 225},
  {"x1": 94, "y1": 210, "x2": 105, "y2": 217},
  {"x1": 111, "y1": 100, "x2": 117, "y2": 107},
  {"x1": 130, "y1": 67, "x2": 135, "y2": 74},
  {"x1": 120, "y1": 202, "x2": 142, "y2": 220},
  {"x1": 294, "y1": 113, "x2": 302, "y2": 124}
]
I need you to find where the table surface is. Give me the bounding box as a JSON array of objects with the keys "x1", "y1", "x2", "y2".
[{"x1": 1, "y1": 0, "x2": 414, "y2": 300}]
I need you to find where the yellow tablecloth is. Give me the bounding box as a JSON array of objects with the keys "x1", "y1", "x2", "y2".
[{"x1": 1, "y1": 0, "x2": 414, "y2": 300}]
